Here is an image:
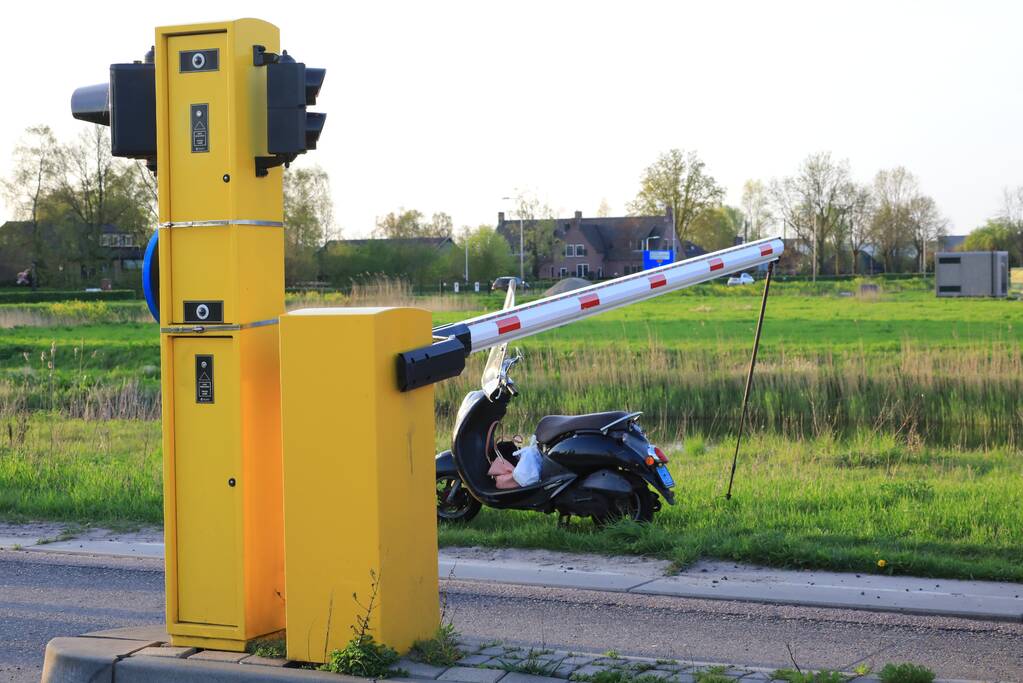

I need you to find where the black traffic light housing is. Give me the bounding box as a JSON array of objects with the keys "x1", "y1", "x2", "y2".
[
  {"x1": 71, "y1": 50, "x2": 157, "y2": 172},
  {"x1": 254, "y1": 45, "x2": 326, "y2": 177}
]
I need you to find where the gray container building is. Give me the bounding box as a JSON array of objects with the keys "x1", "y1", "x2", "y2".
[{"x1": 934, "y1": 251, "x2": 1009, "y2": 297}]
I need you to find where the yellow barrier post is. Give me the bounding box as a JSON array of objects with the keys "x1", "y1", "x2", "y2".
[
  {"x1": 154, "y1": 19, "x2": 287, "y2": 651},
  {"x1": 279, "y1": 308, "x2": 440, "y2": 663}
]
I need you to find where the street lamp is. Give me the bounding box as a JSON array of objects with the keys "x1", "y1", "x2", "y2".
[{"x1": 501, "y1": 195, "x2": 524, "y2": 281}]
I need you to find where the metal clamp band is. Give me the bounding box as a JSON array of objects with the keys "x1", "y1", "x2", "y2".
[
  {"x1": 160, "y1": 318, "x2": 279, "y2": 334},
  {"x1": 158, "y1": 220, "x2": 284, "y2": 228}
]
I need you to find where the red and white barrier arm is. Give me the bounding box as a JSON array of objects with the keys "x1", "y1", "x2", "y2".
[{"x1": 397, "y1": 236, "x2": 783, "y2": 390}]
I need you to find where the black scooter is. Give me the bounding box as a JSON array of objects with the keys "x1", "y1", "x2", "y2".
[{"x1": 434, "y1": 350, "x2": 676, "y2": 526}]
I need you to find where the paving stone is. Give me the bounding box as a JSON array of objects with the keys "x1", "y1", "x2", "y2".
[
  {"x1": 553, "y1": 664, "x2": 579, "y2": 678},
  {"x1": 240, "y1": 654, "x2": 289, "y2": 667},
  {"x1": 500, "y1": 673, "x2": 566, "y2": 683},
  {"x1": 459, "y1": 654, "x2": 496, "y2": 666},
  {"x1": 133, "y1": 645, "x2": 197, "y2": 658},
  {"x1": 439, "y1": 666, "x2": 508, "y2": 683},
  {"x1": 560, "y1": 656, "x2": 596, "y2": 667},
  {"x1": 481, "y1": 646, "x2": 511, "y2": 656},
  {"x1": 572, "y1": 664, "x2": 612, "y2": 678},
  {"x1": 187, "y1": 649, "x2": 249, "y2": 663},
  {"x1": 83, "y1": 625, "x2": 170, "y2": 643},
  {"x1": 397, "y1": 659, "x2": 449, "y2": 679}
]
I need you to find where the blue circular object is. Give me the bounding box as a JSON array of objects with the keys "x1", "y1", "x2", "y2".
[{"x1": 142, "y1": 231, "x2": 159, "y2": 323}]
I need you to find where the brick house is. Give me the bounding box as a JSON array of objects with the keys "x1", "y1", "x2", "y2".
[{"x1": 496, "y1": 208, "x2": 705, "y2": 280}]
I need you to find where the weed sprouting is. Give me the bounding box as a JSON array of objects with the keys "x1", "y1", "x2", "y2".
[
  {"x1": 322, "y1": 570, "x2": 404, "y2": 679},
  {"x1": 878, "y1": 662, "x2": 935, "y2": 683}
]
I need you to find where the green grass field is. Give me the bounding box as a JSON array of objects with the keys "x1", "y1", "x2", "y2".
[{"x1": 1, "y1": 280, "x2": 1021, "y2": 581}]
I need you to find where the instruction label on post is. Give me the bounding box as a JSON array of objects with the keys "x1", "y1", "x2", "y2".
[
  {"x1": 195, "y1": 355, "x2": 214, "y2": 404},
  {"x1": 190, "y1": 104, "x2": 209, "y2": 153}
]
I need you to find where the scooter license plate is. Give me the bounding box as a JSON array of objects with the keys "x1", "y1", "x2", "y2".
[{"x1": 656, "y1": 465, "x2": 674, "y2": 488}]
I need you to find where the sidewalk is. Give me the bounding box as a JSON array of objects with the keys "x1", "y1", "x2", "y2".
[
  {"x1": 42, "y1": 625, "x2": 974, "y2": 683},
  {"x1": 4, "y1": 526, "x2": 1021, "y2": 623}
]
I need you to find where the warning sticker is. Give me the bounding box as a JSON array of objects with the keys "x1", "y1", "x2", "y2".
[
  {"x1": 190, "y1": 104, "x2": 209, "y2": 153},
  {"x1": 195, "y1": 355, "x2": 214, "y2": 404}
]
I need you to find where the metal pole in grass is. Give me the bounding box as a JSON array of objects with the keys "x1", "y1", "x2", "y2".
[{"x1": 725, "y1": 259, "x2": 775, "y2": 500}]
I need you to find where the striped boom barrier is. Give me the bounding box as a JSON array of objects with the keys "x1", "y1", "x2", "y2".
[
  {"x1": 453, "y1": 236, "x2": 783, "y2": 354},
  {"x1": 397, "y1": 236, "x2": 783, "y2": 390}
]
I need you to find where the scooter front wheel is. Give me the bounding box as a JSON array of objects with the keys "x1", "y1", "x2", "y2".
[{"x1": 436, "y1": 474, "x2": 482, "y2": 523}]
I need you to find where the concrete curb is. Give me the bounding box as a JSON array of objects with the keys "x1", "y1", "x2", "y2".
[
  {"x1": 40, "y1": 636, "x2": 161, "y2": 683},
  {"x1": 11, "y1": 536, "x2": 1022, "y2": 623},
  {"x1": 438, "y1": 558, "x2": 1023, "y2": 623},
  {"x1": 38, "y1": 630, "x2": 989, "y2": 683}
]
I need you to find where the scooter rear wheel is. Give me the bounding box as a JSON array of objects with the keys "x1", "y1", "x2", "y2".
[
  {"x1": 436, "y1": 474, "x2": 482, "y2": 523},
  {"x1": 593, "y1": 485, "x2": 657, "y2": 527}
]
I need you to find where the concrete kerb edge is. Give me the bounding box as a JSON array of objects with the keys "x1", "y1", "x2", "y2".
[
  {"x1": 40, "y1": 637, "x2": 161, "y2": 683},
  {"x1": 40, "y1": 632, "x2": 985, "y2": 683},
  {"x1": 628, "y1": 584, "x2": 1023, "y2": 624}
]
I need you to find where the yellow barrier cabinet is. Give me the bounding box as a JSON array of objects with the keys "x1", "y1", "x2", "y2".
[
  {"x1": 155, "y1": 19, "x2": 286, "y2": 651},
  {"x1": 279, "y1": 308, "x2": 440, "y2": 663}
]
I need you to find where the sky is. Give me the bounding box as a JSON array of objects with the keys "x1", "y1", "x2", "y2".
[{"x1": 1, "y1": 0, "x2": 1021, "y2": 237}]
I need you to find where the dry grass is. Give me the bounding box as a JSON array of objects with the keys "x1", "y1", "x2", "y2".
[{"x1": 286, "y1": 276, "x2": 483, "y2": 312}]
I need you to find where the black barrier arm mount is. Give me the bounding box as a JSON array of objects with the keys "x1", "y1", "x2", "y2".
[{"x1": 396, "y1": 324, "x2": 471, "y2": 392}]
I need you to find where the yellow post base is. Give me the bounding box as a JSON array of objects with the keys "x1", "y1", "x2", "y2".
[{"x1": 279, "y1": 307, "x2": 439, "y2": 664}]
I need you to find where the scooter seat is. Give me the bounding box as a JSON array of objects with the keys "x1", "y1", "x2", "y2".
[{"x1": 535, "y1": 411, "x2": 630, "y2": 445}]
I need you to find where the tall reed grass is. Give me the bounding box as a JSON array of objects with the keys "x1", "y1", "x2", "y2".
[{"x1": 435, "y1": 340, "x2": 1023, "y2": 449}]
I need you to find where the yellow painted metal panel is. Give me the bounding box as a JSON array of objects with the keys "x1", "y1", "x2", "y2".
[
  {"x1": 280, "y1": 308, "x2": 439, "y2": 663},
  {"x1": 239, "y1": 324, "x2": 286, "y2": 634},
  {"x1": 171, "y1": 336, "x2": 241, "y2": 626},
  {"x1": 155, "y1": 19, "x2": 282, "y2": 225}
]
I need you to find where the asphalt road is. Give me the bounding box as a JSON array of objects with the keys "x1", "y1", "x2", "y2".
[{"x1": 2, "y1": 550, "x2": 1022, "y2": 683}]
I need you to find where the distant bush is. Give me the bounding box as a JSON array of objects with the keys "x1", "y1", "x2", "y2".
[{"x1": 0, "y1": 289, "x2": 136, "y2": 304}]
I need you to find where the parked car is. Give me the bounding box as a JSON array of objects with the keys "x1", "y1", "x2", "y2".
[
  {"x1": 491, "y1": 276, "x2": 530, "y2": 291},
  {"x1": 727, "y1": 272, "x2": 755, "y2": 286}
]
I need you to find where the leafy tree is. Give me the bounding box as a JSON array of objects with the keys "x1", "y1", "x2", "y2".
[
  {"x1": 471, "y1": 226, "x2": 515, "y2": 282},
  {"x1": 511, "y1": 193, "x2": 558, "y2": 279},
  {"x1": 373, "y1": 208, "x2": 452, "y2": 239},
  {"x1": 284, "y1": 165, "x2": 334, "y2": 283},
  {"x1": 2, "y1": 125, "x2": 57, "y2": 287},
  {"x1": 596, "y1": 198, "x2": 612, "y2": 217},
  {"x1": 628, "y1": 148, "x2": 724, "y2": 244},
  {"x1": 961, "y1": 219, "x2": 1020, "y2": 264},
  {"x1": 689, "y1": 205, "x2": 742, "y2": 252}
]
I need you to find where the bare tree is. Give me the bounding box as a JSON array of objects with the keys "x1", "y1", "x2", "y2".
[
  {"x1": 628, "y1": 149, "x2": 724, "y2": 245},
  {"x1": 841, "y1": 183, "x2": 875, "y2": 274},
  {"x1": 740, "y1": 179, "x2": 773, "y2": 240},
  {"x1": 596, "y1": 198, "x2": 612, "y2": 217},
  {"x1": 869, "y1": 167, "x2": 918, "y2": 272},
  {"x1": 1000, "y1": 185, "x2": 1023, "y2": 259},
  {"x1": 772, "y1": 152, "x2": 851, "y2": 278},
  {"x1": 908, "y1": 194, "x2": 947, "y2": 273},
  {"x1": 50, "y1": 126, "x2": 154, "y2": 251},
  {"x1": 2, "y1": 125, "x2": 57, "y2": 287}
]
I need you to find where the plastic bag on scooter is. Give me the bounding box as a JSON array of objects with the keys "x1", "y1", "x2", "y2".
[{"x1": 512, "y1": 438, "x2": 542, "y2": 487}]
